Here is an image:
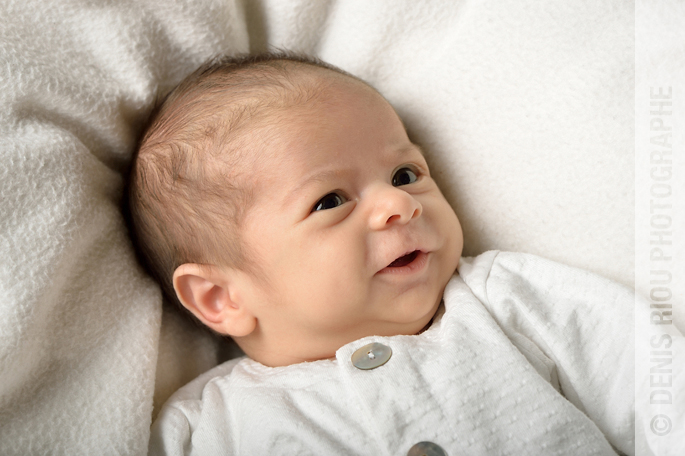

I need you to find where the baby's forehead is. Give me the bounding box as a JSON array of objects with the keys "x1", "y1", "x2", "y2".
[{"x1": 181, "y1": 63, "x2": 388, "y2": 184}]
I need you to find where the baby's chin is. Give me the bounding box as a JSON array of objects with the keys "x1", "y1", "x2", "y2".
[
  {"x1": 414, "y1": 310, "x2": 438, "y2": 335},
  {"x1": 389, "y1": 292, "x2": 444, "y2": 337}
]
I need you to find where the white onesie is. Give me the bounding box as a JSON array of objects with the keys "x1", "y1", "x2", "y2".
[{"x1": 149, "y1": 251, "x2": 637, "y2": 455}]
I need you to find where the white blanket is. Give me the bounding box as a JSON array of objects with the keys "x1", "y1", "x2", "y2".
[{"x1": 0, "y1": 0, "x2": 650, "y2": 454}]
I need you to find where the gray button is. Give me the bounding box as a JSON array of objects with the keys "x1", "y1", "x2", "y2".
[
  {"x1": 351, "y1": 342, "x2": 392, "y2": 370},
  {"x1": 407, "y1": 441, "x2": 448, "y2": 456}
]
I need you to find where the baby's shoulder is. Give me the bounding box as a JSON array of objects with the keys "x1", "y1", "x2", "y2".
[{"x1": 458, "y1": 249, "x2": 628, "y2": 293}]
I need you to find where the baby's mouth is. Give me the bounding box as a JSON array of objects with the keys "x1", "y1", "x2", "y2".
[
  {"x1": 378, "y1": 250, "x2": 429, "y2": 276},
  {"x1": 387, "y1": 250, "x2": 420, "y2": 268}
]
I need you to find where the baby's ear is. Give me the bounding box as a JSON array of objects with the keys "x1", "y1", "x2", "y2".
[{"x1": 172, "y1": 263, "x2": 257, "y2": 337}]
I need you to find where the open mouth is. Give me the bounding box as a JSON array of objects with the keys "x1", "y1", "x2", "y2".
[
  {"x1": 378, "y1": 249, "x2": 429, "y2": 276},
  {"x1": 387, "y1": 250, "x2": 420, "y2": 268}
]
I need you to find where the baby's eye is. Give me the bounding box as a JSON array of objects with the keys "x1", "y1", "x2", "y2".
[
  {"x1": 312, "y1": 192, "x2": 347, "y2": 212},
  {"x1": 392, "y1": 167, "x2": 419, "y2": 187}
]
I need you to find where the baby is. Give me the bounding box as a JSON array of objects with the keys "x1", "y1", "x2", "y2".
[{"x1": 130, "y1": 53, "x2": 636, "y2": 455}]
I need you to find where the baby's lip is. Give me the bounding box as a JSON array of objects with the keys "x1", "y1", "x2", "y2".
[
  {"x1": 377, "y1": 245, "x2": 429, "y2": 273},
  {"x1": 377, "y1": 249, "x2": 429, "y2": 275},
  {"x1": 386, "y1": 249, "x2": 421, "y2": 268}
]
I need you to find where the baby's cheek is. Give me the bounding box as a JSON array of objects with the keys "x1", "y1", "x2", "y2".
[{"x1": 436, "y1": 201, "x2": 462, "y2": 238}]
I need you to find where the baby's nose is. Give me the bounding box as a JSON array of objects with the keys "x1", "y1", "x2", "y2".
[{"x1": 368, "y1": 184, "x2": 422, "y2": 230}]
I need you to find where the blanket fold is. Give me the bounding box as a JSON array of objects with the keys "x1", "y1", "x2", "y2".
[{"x1": 0, "y1": 0, "x2": 635, "y2": 454}]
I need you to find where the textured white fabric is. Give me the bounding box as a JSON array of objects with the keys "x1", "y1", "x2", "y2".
[
  {"x1": 0, "y1": 0, "x2": 638, "y2": 453},
  {"x1": 149, "y1": 252, "x2": 636, "y2": 455},
  {"x1": 0, "y1": 2, "x2": 247, "y2": 454}
]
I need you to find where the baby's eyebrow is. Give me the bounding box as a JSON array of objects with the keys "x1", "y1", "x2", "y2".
[
  {"x1": 289, "y1": 168, "x2": 352, "y2": 200},
  {"x1": 399, "y1": 143, "x2": 425, "y2": 156},
  {"x1": 390, "y1": 142, "x2": 424, "y2": 159}
]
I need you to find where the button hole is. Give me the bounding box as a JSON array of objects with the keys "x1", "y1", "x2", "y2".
[{"x1": 367, "y1": 351, "x2": 375, "y2": 359}]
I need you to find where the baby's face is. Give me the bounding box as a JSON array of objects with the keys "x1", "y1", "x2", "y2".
[{"x1": 233, "y1": 76, "x2": 463, "y2": 366}]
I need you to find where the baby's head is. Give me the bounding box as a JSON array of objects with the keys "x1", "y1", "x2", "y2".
[{"x1": 128, "y1": 53, "x2": 463, "y2": 367}]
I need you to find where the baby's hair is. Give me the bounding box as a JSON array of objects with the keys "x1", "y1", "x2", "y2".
[{"x1": 126, "y1": 51, "x2": 359, "y2": 315}]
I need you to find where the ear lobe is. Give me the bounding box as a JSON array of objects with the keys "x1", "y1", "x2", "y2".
[{"x1": 173, "y1": 263, "x2": 257, "y2": 337}]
